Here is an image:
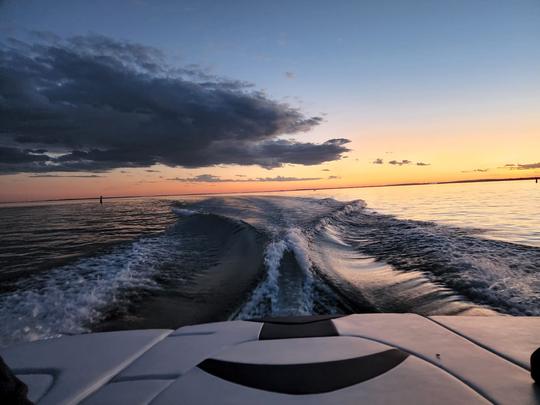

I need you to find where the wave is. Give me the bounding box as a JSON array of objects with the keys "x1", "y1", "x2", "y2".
[
  {"x1": 317, "y1": 200, "x2": 540, "y2": 315},
  {"x1": 0, "y1": 209, "x2": 266, "y2": 347},
  {"x1": 2, "y1": 195, "x2": 538, "y2": 346},
  {"x1": 0, "y1": 234, "x2": 171, "y2": 346},
  {"x1": 194, "y1": 197, "x2": 540, "y2": 317}
]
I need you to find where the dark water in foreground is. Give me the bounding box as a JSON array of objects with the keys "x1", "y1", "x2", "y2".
[{"x1": 0, "y1": 181, "x2": 539, "y2": 346}]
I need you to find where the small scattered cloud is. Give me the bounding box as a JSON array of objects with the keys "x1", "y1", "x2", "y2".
[
  {"x1": 321, "y1": 168, "x2": 330, "y2": 171},
  {"x1": 328, "y1": 175, "x2": 340, "y2": 179},
  {"x1": 168, "y1": 174, "x2": 321, "y2": 183},
  {"x1": 373, "y1": 158, "x2": 430, "y2": 167},
  {"x1": 145, "y1": 169, "x2": 160, "y2": 173},
  {"x1": 504, "y1": 162, "x2": 540, "y2": 170},
  {"x1": 284, "y1": 71, "x2": 295, "y2": 79},
  {"x1": 388, "y1": 159, "x2": 412, "y2": 166}
]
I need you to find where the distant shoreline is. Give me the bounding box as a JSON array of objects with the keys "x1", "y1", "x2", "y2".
[{"x1": 1, "y1": 175, "x2": 538, "y2": 205}]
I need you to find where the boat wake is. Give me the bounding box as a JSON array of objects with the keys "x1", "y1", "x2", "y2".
[{"x1": 1, "y1": 196, "x2": 539, "y2": 346}]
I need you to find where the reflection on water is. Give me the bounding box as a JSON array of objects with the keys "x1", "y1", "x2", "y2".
[{"x1": 305, "y1": 180, "x2": 540, "y2": 247}]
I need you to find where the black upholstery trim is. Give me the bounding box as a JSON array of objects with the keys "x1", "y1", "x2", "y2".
[
  {"x1": 198, "y1": 349, "x2": 409, "y2": 394},
  {"x1": 250, "y1": 315, "x2": 344, "y2": 324},
  {"x1": 259, "y1": 318, "x2": 339, "y2": 340}
]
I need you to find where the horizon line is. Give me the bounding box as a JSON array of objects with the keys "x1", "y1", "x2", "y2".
[{"x1": 1, "y1": 175, "x2": 538, "y2": 205}]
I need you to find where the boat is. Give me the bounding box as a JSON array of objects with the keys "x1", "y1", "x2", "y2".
[{"x1": 1, "y1": 314, "x2": 539, "y2": 404}]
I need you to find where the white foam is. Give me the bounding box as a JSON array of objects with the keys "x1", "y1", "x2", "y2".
[
  {"x1": 284, "y1": 228, "x2": 315, "y2": 313},
  {"x1": 235, "y1": 240, "x2": 287, "y2": 318},
  {"x1": 171, "y1": 207, "x2": 198, "y2": 216},
  {"x1": 0, "y1": 234, "x2": 184, "y2": 347}
]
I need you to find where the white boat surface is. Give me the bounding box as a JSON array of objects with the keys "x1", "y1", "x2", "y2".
[{"x1": 1, "y1": 314, "x2": 539, "y2": 404}]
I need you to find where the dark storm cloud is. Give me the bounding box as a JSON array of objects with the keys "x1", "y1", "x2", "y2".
[
  {"x1": 0, "y1": 35, "x2": 350, "y2": 174},
  {"x1": 168, "y1": 174, "x2": 321, "y2": 182}
]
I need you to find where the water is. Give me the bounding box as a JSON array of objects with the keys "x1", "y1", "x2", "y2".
[{"x1": 0, "y1": 180, "x2": 539, "y2": 346}]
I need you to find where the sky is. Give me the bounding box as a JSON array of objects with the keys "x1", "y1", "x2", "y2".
[{"x1": 0, "y1": 0, "x2": 539, "y2": 201}]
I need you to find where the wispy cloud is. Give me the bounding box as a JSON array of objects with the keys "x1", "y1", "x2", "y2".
[
  {"x1": 461, "y1": 168, "x2": 488, "y2": 173},
  {"x1": 168, "y1": 174, "x2": 321, "y2": 183},
  {"x1": 372, "y1": 158, "x2": 384, "y2": 164},
  {"x1": 284, "y1": 71, "x2": 295, "y2": 79},
  {"x1": 328, "y1": 175, "x2": 340, "y2": 179},
  {"x1": 504, "y1": 162, "x2": 540, "y2": 170},
  {"x1": 416, "y1": 162, "x2": 430, "y2": 166},
  {"x1": 28, "y1": 174, "x2": 103, "y2": 178}
]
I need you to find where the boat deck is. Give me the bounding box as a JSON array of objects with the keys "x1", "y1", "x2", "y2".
[{"x1": 1, "y1": 314, "x2": 539, "y2": 404}]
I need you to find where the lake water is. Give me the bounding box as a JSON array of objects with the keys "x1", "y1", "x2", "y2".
[{"x1": 0, "y1": 179, "x2": 538, "y2": 346}]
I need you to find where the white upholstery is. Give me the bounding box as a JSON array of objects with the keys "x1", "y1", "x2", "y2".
[
  {"x1": 151, "y1": 356, "x2": 489, "y2": 404},
  {"x1": 116, "y1": 320, "x2": 261, "y2": 379},
  {"x1": 334, "y1": 314, "x2": 538, "y2": 404},
  {"x1": 0, "y1": 330, "x2": 171, "y2": 405},
  {"x1": 431, "y1": 315, "x2": 540, "y2": 370},
  {"x1": 212, "y1": 336, "x2": 388, "y2": 364},
  {"x1": 1, "y1": 316, "x2": 539, "y2": 404}
]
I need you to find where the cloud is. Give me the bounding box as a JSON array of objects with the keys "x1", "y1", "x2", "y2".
[
  {"x1": 0, "y1": 35, "x2": 350, "y2": 174},
  {"x1": 28, "y1": 174, "x2": 103, "y2": 178},
  {"x1": 461, "y1": 168, "x2": 488, "y2": 173},
  {"x1": 504, "y1": 162, "x2": 540, "y2": 170},
  {"x1": 145, "y1": 169, "x2": 160, "y2": 173},
  {"x1": 328, "y1": 175, "x2": 340, "y2": 179},
  {"x1": 168, "y1": 174, "x2": 321, "y2": 182},
  {"x1": 372, "y1": 158, "x2": 430, "y2": 167},
  {"x1": 321, "y1": 168, "x2": 330, "y2": 171},
  {"x1": 284, "y1": 71, "x2": 295, "y2": 79},
  {"x1": 388, "y1": 159, "x2": 412, "y2": 166}
]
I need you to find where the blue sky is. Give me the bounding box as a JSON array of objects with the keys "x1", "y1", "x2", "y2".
[
  {"x1": 0, "y1": 0, "x2": 539, "y2": 200},
  {"x1": 3, "y1": 0, "x2": 539, "y2": 117}
]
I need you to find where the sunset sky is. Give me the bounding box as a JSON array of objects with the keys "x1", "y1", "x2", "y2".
[{"x1": 1, "y1": 0, "x2": 539, "y2": 202}]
